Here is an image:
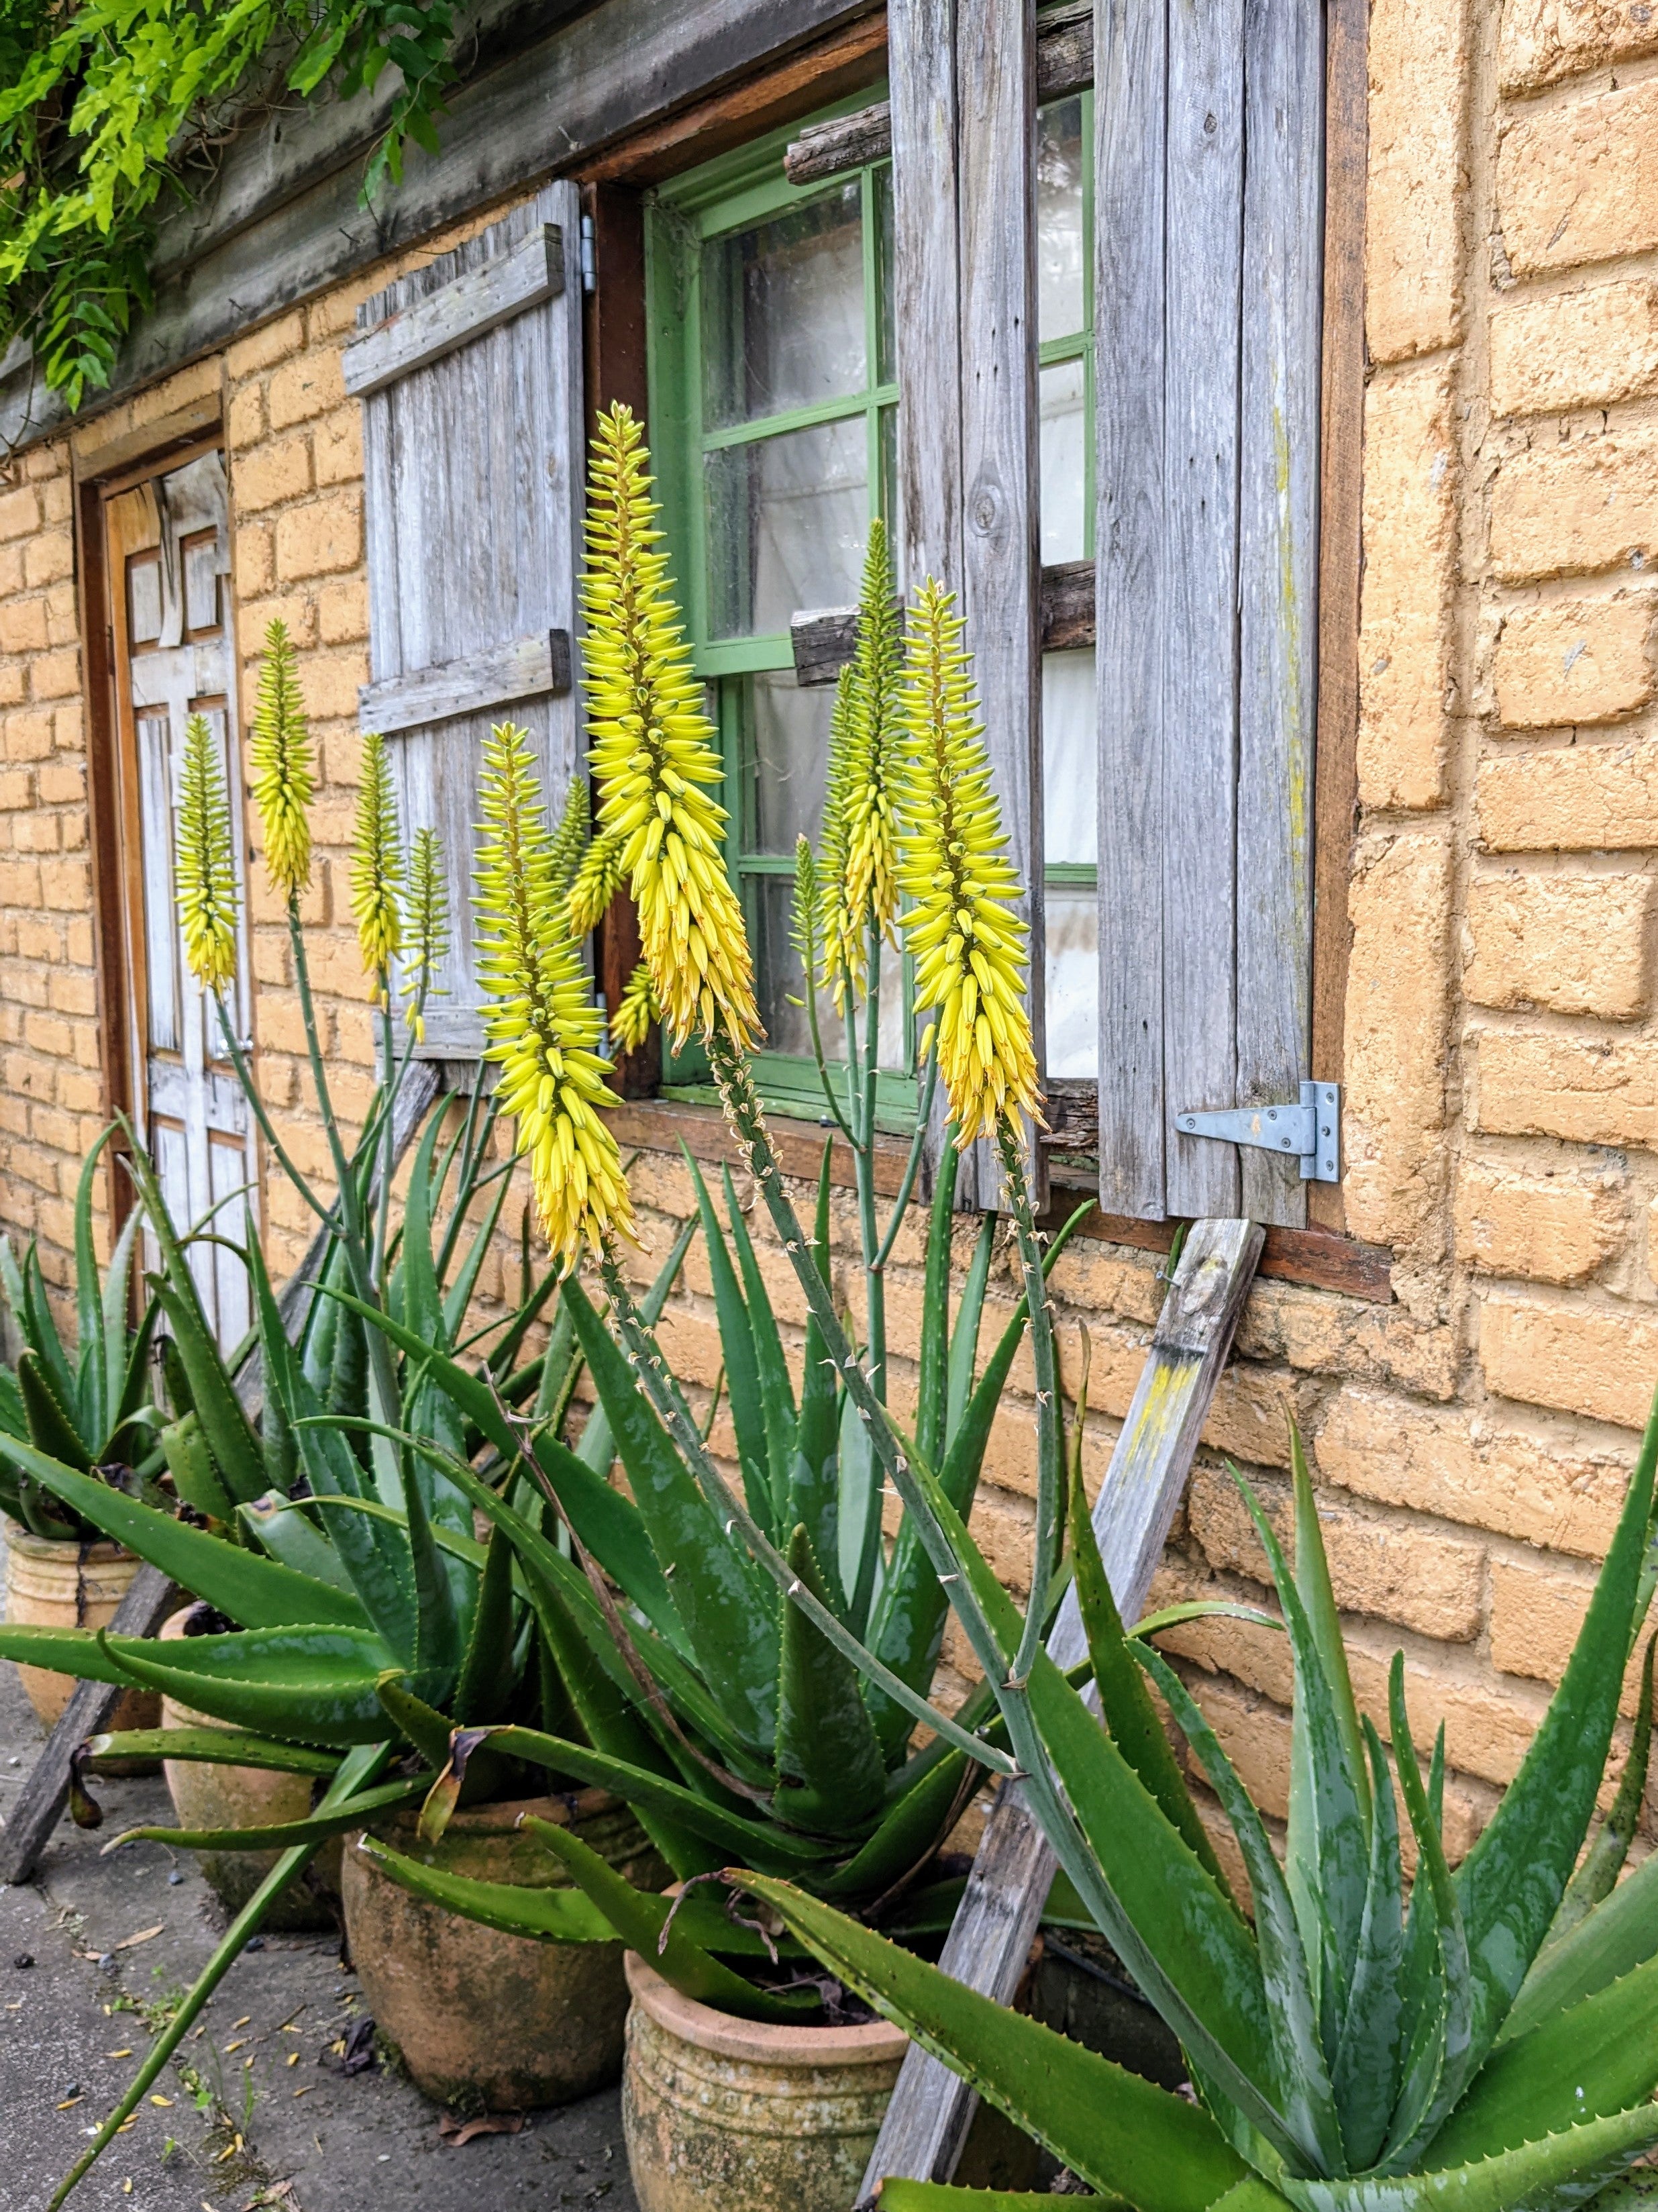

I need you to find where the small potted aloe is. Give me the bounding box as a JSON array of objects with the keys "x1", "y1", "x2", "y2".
[{"x1": 342, "y1": 413, "x2": 1104, "y2": 2211}]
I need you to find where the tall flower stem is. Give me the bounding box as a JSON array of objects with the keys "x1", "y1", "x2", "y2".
[
  {"x1": 998, "y1": 1121, "x2": 1061, "y2": 1686},
  {"x1": 209, "y1": 999, "x2": 334, "y2": 1231},
  {"x1": 872, "y1": 1047, "x2": 938, "y2": 1272},
  {"x1": 859, "y1": 917, "x2": 885, "y2": 1398}
]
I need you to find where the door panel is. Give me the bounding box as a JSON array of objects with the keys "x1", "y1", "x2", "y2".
[{"x1": 107, "y1": 450, "x2": 255, "y2": 1348}]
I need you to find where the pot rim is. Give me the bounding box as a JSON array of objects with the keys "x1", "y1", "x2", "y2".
[
  {"x1": 2, "y1": 1519, "x2": 136, "y2": 1564},
  {"x1": 624, "y1": 1946, "x2": 909, "y2": 2065},
  {"x1": 363, "y1": 1786, "x2": 621, "y2": 1840}
]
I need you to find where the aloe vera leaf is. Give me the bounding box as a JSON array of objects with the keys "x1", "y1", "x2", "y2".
[
  {"x1": 1329, "y1": 1719, "x2": 1406, "y2": 2171},
  {"x1": 814, "y1": 1743, "x2": 976, "y2": 1902},
  {"x1": 1453, "y1": 1387, "x2": 1658, "y2": 2052},
  {"x1": 945, "y1": 1211, "x2": 996, "y2": 1445},
  {"x1": 148, "y1": 1274, "x2": 264, "y2": 1504},
  {"x1": 72, "y1": 1130, "x2": 111, "y2": 1442},
  {"x1": 83, "y1": 1728, "x2": 338, "y2": 1775},
  {"x1": 101, "y1": 1201, "x2": 145, "y2": 1444},
  {"x1": 400, "y1": 1107, "x2": 451, "y2": 1347},
  {"x1": 109, "y1": 1773, "x2": 425, "y2": 1854},
  {"x1": 572, "y1": 1219, "x2": 697, "y2": 1475},
  {"x1": 91, "y1": 1623, "x2": 403, "y2": 1746},
  {"x1": 1140, "y1": 1646, "x2": 1341, "y2": 2174},
  {"x1": 1423, "y1": 1950, "x2": 1658, "y2": 2172},
  {"x1": 162, "y1": 1411, "x2": 234, "y2": 1523},
  {"x1": 1278, "y1": 2104, "x2": 1658, "y2": 2212},
  {"x1": 1237, "y1": 1474, "x2": 1368, "y2": 2009},
  {"x1": 527, "y1": 1817, "x2": 821, "y2": 2023},
  {"x1": 1131, "y1": 1600, "x2": 1285, "y2": 1640},
  {"x1": 738, "y1": 1870, "x2": 1255, "y2": 2212},
  {"x1": 563, "y1": 1276, "x2": 779, "y2": 1754},
  {"x1": 1291, "y1": 1424, "x2": 1370, "y2": 1829},
  {"x1": 239, "y1": 1493, "x2": 356, "y2": 1593},
  {"x1": 48, "y1": 1742, "x2": 390, "y2": 2210},
  {"x1": 489, "y1": 1724, "x2": 826, "y2": 1870},
  {"x1": 916, "y1": 1139, "x2": 960, "y2": 1471},
  {"x1": 21, "y1": 1240, "x2": 75, "y2": 1413},
  {"x1": 1543, "y1": 1633, "x2": 1656, "y2": 1958},
  {"x1": 244, "y1": 1225, "x2": 299, "y2": 1497},
  {"x1": 1380, "y1": 1660, "x2": 1475, "y2": 2167},
  {"x1": 788, "y1": 1147, "x2": 841, "y2": 1586},
  {"x1": 0, "y1": 1431, "x2": 366, "y2": 1628},
  {"x1": 17, "y1": 1346, "x2": 90, "y2": 1470},
  {"x1": 882, "y1": 2192, "x2": 1131, "y2": 2212},
  {"x1": 1502, "y1": 1844, "x2": 1658, "y2": 2045},
  {"x1": 356, "y1": 1834, "x2": 620, "y2": 1942},
  {"x1": 453, "y1": 1521, "x2": 517, "y2": 1724},
  {"x1": 527, "y1": 1412, "x2": 689, "y2": 1658},
  {"x1": 773, "y1": 1523, "x2": 888, "y2": 1839},
  {"x1": 839, "y1": 1386, "x2": 881, "y2": 1639},
  {"x1": 722, "y1": 1162, "x2": 796, "y2": 1522},
  {"x1": 1074, "y1": 1462, "x2": 1228, "y2": 1885},
  {"x1": 0, "y1": 1623, "x2": 148, "y2": 1687}
]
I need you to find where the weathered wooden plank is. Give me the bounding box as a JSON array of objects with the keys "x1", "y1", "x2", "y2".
[
  {"x1": 783, "y1": 1, "x2": 1096, "y2": 185},
  {"x1": 0, "y1": 0, "x2": 879, "y2": 454},
  {"x1": 0, "y1": 1565, "x2": 179, "y2": 1887},
  {"x1": 341, "y1": 224, "x2": 564, "y2": 399},
  {"x1": 360, "y1": 628, "x2": 571, "y2": 734},
  {"x1": 956, "y1": 0, "x2": 1043, "y2": 1213},
  {"x1": 858, "y1": 1216, "x2": 1265, "y2": 2199},
  {"x1": 1235, "y1": 0, "x2": 1322, "y2": 1230},
  {"x1": 1094, "y1": 0, "x2": 1170, "y2": 1221},
  {"x1": 1161, "y1": 0, "x2": 1245, "y2": 1222},
  {"x1": 792, "y1": 561, "x2": 1095, "y2": 684}
]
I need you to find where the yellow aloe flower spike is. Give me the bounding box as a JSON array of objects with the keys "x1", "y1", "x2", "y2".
[
  {"x1": 581, "y1": 402, "x2": 760, "y2": 1053},
  {"x1": 349, "y1": 730, "x2": 404, "y2": 998},
  {"x1": 401, "y1": 826, "x2": 449, "y2": 1041},
  {"x1": 474, "y1": 721, "x2": 635, "y2": 1266},
  {"x1": 175, "y1": 712, "x2": 239, "y2": 996},
  {"x1": 894, "y1": 579, "x2": 1041, "y2": 1149},
  {"x1": 566, "y1": 825, "x2": 625, "y2": 938},
  {"x1": 249, "y1": 617, "x2": 314, "y2": 901},
  {"x1": 819, "y1": 517, "x2": 901, "y2": 1011},
  {"x1": 611, "y1": 959, "x2": 660, "y2": 1054},
  {"x1": 548, "y1": 774, "x2": 590, "y2": 909}
]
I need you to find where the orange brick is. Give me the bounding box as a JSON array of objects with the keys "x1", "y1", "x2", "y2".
[
  {"x1": 268, "y1": 350, "x2": 346, "y2": 430},
  {"x1": 1463, "y1": 871, "x2": 1654, "y2": 1018},
  {"x1": 234, "y1": 435, "x2": 313, "y2": 514},
  {"x1": 1358, "y1": 361, "x2": 1458, "y2": 809},
  {"x1": 274, "y1": 491, "x2": 362, "y2": 581},
  {"x1": 1492, "y1": 595, "x2": 1655, "y2": 728},
  {"x1": 1491, "y1": 427, "x2": 1658, "y2": 585},
  {"x1": 1479, "y1": 740, "x2": 1658, "y2": 851},
  {"x1": 1498, "y1": 77, "x2": 1658, "y2": 279},
  {"x1": 1474, "y1": 1028, "x2": 1658, "y2": 1149},
  {"x1": 22, "y1": 529, "x2": 73, "y2": 589},
  {"x1": 1453, "y1": 1156, "x2": 1624, "y2": 1285},
  {"x1": 1365, "y1": 0, "x2": 1469, "y2": 364},
  {"x1": 1481, "y1": 1294, "x2": 1658, "y2": 1431},
  {"x1": 313, "y1": 404, "x2": 363, "y2": 488},
  {"x1": 1491, "y1": 281, "x2": 1658, "y2": 418},
  {"x1": 226, "y1": 313, "x2": 306, "y2": 380},
  {"x1": 1501, "y1": 0, "x2": 1658, "y2": 90}
]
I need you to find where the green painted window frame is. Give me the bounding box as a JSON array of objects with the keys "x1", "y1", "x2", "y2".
[{"x1": 643, "y1": 84, "x2": 1098, "y2": 1129}]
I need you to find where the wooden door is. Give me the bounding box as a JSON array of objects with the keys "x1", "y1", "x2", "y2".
[{"x1": 107, "y1": 450, "x2": 255, "y2": 1346}]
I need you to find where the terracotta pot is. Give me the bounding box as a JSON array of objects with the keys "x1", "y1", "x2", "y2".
[
  {"x1": 622, "y1": 1948, "x2": 910, "y2": 2212},
  {"x1": 342, "y1": 1787, "x2": 665, "y2": 2111},
  {"x1": 158, "y1": 1607, "x2": 339, "y2": 1931},
  {"x1": 2, "y1": 1519, "x2": 159, "y2": 1736}
]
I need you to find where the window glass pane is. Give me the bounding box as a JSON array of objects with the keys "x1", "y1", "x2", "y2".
[
  {"x1": 875, "y1": 164, "x2": 896, "y2": 387},
  {"x1": 1037, "y1": 96, "x2": 1086, "y2": 343},
  {"x1": 702, "y1": 185, "x2": 866, "y2": 430},
  {"x1": 1039, "y1": 358, "x2": 1088, "y2": 564},
  {"x1": 705, "y1": 416, "x2": 869, "y2": 637},
  {"x1": 1043, "y1": 650, "x2": 1096, "y2": 866},
  {"x1": 747, "y1": 672, "x2": 834, "y2": 855},
  {"x1": 754, "y1": 874, "x2": 814, "y2": 1059},
  {"x1": 1045, "y1": 885, "x2": 1098, "y2": 1080}
]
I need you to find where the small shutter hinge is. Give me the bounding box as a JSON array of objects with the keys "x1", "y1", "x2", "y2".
[
  {"x1": 579, "y1": 213, "x2": 597, "y2": 294},
  {"x1": 1175, "y1": 1082, "x2": 1341, "y2": 1183}
]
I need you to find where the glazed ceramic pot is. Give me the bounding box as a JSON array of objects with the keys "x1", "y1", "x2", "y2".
[
  {"x1": 342, "y1": 1787, "x2": 665, "y2": 2111},
  {"x1": 158, "y1": 1606, "x2": 338, "y2": 1930},
  {"x1": 2, "y1": 1519, "x2": 158, "y2": 1733},
  {"x1": 621, "y1": 1947, "x2": 910, "y2": 2212}
]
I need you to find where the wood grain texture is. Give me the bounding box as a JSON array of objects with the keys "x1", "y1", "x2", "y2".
[
  {"x1": 1307, "y1": 0, "x2": 1367, "y2": 1239},
  {"x1": 859, "y1": 1215, "x2": 1265, "y2": 2197},
  {"x1": 1094, "y1": 0, "x2": 1169, "y2": 1221},
  {"x1": 0, "y1": 0, "x2": 880, "y2": 453},
  {"x1": 358, "y1": 628, "x2": 571, "y2": 734},
  {"x1": 956, "y1": 0, "x2": 1044, "y2": 1213},
  {"x1": 341, "y1": 223, "x2": 564, "y2": 398},
  {"x1": 1235, "y1": 0, "x2": 1324, "y2": 1229},
  {"x1": 792, "y1": 563, "x2": 1094, "y2": 684},
  {"x1": 356, "y1": 182, "x2": 584, "y2": 1050}
]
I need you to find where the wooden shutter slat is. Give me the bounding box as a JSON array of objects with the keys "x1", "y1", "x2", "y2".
[
  {"x1": 342, "y1": 224, "x2": 564, "y2": 399},
  {"x1": 1095, "y1": 0, "x2": 1170, "y2": 1221},
  {"x1": 1236, "y1": 0, "x2": 1325, "y2": 1223},
  {"x1": 359, "y1": 629, "x2": 571, "y2": 736}
]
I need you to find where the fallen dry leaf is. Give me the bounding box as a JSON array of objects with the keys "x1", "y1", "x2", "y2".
[
  {"x1": 438, "y1": 2111, "x2": 526, "y2": 2146},
  {"x1": 113, "y1": 1925, "x2": 163, "y2": 1951}
]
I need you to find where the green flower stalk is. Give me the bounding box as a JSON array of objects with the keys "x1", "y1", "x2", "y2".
[
  {"x1": 175, "y1": 711, "x2": 238, "y2": 996},
  {"x1": 895, "y1": 578, "x2": 1041, "y2": 1150},
  {"x1": 582, "y1": 402, "x2": 760, "y2": 1052},
  {"x1": 474, "y1": 722, "x2": 634, "y2": 1268},
  {"x1": 400, "y1": 826, "x2": 449, "y2": 1041},
  {"x1": 248, "y1": 618, "x2": 314, "y2": 902},
  {"x1": 349, "y1": 729, "x2": 403, "y2": 1000}
]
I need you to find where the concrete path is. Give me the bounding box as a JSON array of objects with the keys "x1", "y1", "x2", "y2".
[{"x1": 0, "y1": 1621, "x2": 636, "y2": 2212}]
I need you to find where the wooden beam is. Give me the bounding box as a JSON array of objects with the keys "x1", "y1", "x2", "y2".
[
  {"x1": 358, "y1": 630, "x2": 571, "y2": 736},
  {"x1": 791, "y1": 560, "x2": 1096, "y2": 683},
  {"x1": 0, "y1": 0, "x2": 883, "y2": 454},
  {"x1": 858, "y1": 1215, "x2": 1265, "y2": 2201},
  {"x1": 340, "y1": 223, "x2": 564, "y2": 398}
]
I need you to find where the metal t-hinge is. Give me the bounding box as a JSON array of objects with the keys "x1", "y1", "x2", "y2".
[{"x1": 1175, "y1": 1082, "x2": 1341, "y2": 1183}]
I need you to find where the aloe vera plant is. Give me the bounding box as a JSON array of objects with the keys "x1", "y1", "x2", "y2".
[{"x1": 0, "y1": 1126, "x2": 162, "y2": 1539}]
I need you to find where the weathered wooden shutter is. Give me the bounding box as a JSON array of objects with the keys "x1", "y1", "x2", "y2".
[
  {"x1": 344, "y1": 181, "x2": 585, "y2": 1056},
  {"x1": 1095, "y1": 0, "x2": 1324, "y2": 1227},
  {"x1": 890, "y1": 0, "x2": 1043, "y2": 1212}
]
